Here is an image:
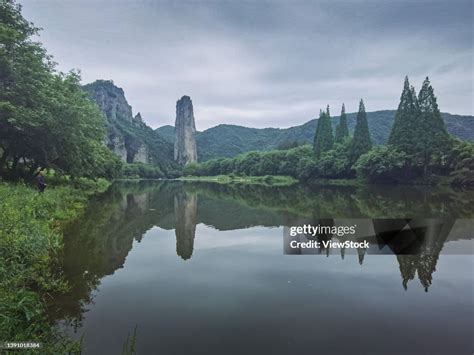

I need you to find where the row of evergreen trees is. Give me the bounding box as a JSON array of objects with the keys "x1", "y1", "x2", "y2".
[
  {"x1": 311, "y1": 75, "x2": 468, "y2": 183},
  {"x1": 313, "y1": 99, "x2": 372, "y2": 168},
  {"x1": 389, "y1": 76, "x2": 450, "y2": 171},
  {"x1": 184, "y1": 75, "x2": 472, "y2": 186}
]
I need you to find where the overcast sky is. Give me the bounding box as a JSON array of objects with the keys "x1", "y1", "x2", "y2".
[{"x1": 20, "y1": 0, "x2": 473, "y2": 130}]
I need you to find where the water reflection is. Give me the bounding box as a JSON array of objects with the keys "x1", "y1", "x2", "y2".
[
  {"x1": 174, "y1": 191, "x2": 197, "y2": 260},
  {"x1": 48, "y1": 181, "x2": 473, "y2": 327}
]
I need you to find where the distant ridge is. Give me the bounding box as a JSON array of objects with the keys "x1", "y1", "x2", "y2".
[{"x1": 156, "y1": 110, "x2": 474, "y2": 162}]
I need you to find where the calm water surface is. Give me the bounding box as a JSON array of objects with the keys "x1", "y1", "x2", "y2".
[{"x1": 49, "y1": 181, "x2": 474, "y2": 355}]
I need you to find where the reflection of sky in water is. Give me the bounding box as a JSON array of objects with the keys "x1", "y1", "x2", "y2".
[{"x1": 71, "y1": 224, "x2": 473, "y2": 355}]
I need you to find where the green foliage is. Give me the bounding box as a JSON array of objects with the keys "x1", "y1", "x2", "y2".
[
  {"x1": 0, "y1": 182, "x2": 95, "y2": 353},
  {"x1": 354, "y1": 145, "x2": 407, "y2": 182},
  {"x1": 445, "y1": 140, "x2": 474, "y2": 187},
  {"x1": 183, "y1": 162, "x2": 201, "y2": 177},
  {"x1": 316, "y1": 139, "x2": 353, "y2": 178},
  {"x1": 349, "y1": 99, "x2": 372, "y2": 164},
  {"x1": 122, "y1": 162, "x2": 164, "y2": 179},
  {"x1": 189, "y1": 145, "x2": 314, "y2": 178},
  {"x1": 416, "y1": 77, "x2": 452, "y2": 168},
  {"x1": 158, "y1": 111, "x2": 473, "y2": 163},
  {"x1": 0, "y1": 1, "x2": 122, "y2": 180},
  {"x1": 335, "y1": 103, "x2": 349, "y2": 143},
  {"x1": 313, "y1": 106, "x2": 334, "y2": 158},
  {"x1": 296, "y1": 157, "x2": 318, "y2": 181},
  {"x1": 388, "y1": 76, "x2": 419, "y2": 152},
  {"x1": 387, "y1": 76, "x2": 455, "y2": 174},
  {"x1": 276, "y1": 140, "x2": 301, "y2": 150}
]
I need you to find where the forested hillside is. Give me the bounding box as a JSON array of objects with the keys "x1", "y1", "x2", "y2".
[{"x1": 157, "y1": 111, "x2": 473, "y2": 162}]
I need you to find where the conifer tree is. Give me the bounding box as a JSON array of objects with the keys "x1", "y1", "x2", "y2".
[
  {"x1": 417, "y1": 77, "x2": 450, "y2": 168},
  {"x1": 389, "y1": 76, "x2": 451, "y2": 172},
  {"x1": 388, "y1": 76, "x2": 419, "y2": 153},
  {"x1": 335, "y1": 103, "x2": 349, "y2": 143},
  {"x1": 349, "y1": 99, "x2": 372, "y2": 164},
  {"x1": 313, "y1": 106, "x2": 334, "y2": 158}
]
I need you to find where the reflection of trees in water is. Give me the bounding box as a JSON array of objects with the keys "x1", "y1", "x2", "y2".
[
  {"x1": 309, "y1": 218, "x2": 334, "y2": 257},
  {"x1": 48, "y1": 185, "x2": 160, "y2": 325},
  {"x1": 190, "y1": 181, "x2": 474, "y2": 218},
  {"x1": 355, "y1": 186, "x2": 474, "y2": 218},
  {"x1": 395, "y1": 220, "x2": 451, "y2": 291},
  {"x1": 287, "y1": 216, "x2": 456, "y2": 291},
  {"x1": 49, "y1": 181, "x2": 470, "y2": 327}
]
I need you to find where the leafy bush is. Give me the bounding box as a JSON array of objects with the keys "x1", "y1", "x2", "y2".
[
  {"x1": 446, "y1": 140, "x2": 474, "y2": 187},
  {"x1": 354, "y1": 145, "x2": 407, "y2": 182},
  {"x1": 188, "y1": 145, "x2": 314, "y2": 178},
  {"x1": 316, "y1": 140, "x2": 353, "y2": 178},
  {"x1": 122, "y1": 163, "x2": 164, "y2": 179}
]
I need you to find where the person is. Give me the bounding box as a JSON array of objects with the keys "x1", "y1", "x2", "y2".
[{"x1": 36, "y1": 167, "x2": 47, "y2": 193}]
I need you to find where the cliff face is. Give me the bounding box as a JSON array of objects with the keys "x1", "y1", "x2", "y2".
[
  {"x1": 174, "y1": 96, "x2": 197, "y2": 164},
  {"x1": 83, "y1": 80, "x2": 173, "y2": 167}
]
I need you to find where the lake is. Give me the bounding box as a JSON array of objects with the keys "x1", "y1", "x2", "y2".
[{"x1": 48, "y1": 181, "x2": 474, "y2": 354}]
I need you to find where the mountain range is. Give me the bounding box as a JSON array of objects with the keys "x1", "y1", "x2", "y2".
[
  {"x1": 156, "y1": 111, "x2": 474, "y2": 162},
  {"x1": 83, "y1": 80, "x2": 473, "y2": 165}
]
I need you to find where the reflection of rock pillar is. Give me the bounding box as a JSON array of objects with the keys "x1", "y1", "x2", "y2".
[{"x1": 174, "y1": 191, "x2": 197, "y2": 260}]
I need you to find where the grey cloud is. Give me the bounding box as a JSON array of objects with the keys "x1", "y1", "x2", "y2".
[{"x1": 20, "y1": 0, "x2": 473, "y2": 129}]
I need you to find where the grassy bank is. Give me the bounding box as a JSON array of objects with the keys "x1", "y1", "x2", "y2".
[
  {"x1": 0, "y1": 180, "x2": 110, "y2": 353},
  {"x1": 179, "y1": 175, "x2": 298, "y2": 186}
]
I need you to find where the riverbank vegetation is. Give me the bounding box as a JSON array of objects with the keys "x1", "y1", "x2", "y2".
[
  {"x1": 0, "y1": 182, "x2": 109, "y2": 353},
  {"x1": 184, "y1": 78, "x2": 473, "y2": 187}
]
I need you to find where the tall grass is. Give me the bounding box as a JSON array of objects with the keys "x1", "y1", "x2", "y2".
[{"x1": 0, "y1": 182, "x2": 106, "y2": 353}]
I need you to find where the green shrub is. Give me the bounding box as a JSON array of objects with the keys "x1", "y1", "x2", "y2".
[
  {"x1": 0, "y1": 183, "x2": 95, "y2": 352},
  {"x1": 354, "y1": 145, "x2": 407, "y2": 182},
  {"x1": 122, "y1": 163, "x2": 164, "y2": 179}
]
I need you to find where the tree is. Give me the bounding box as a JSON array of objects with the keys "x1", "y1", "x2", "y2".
[
  {"x1": 388, "y1": 76, "x2": 453, "y2": 175},
  {"x1": 335, "y1": 103, "x2": 349, "y2": 143},
  {"x1": 349, "y1": 99, "x2": 372, "y2": 164},
  {"x1": 417, "y1": 77, "x2": 451, "y2": 170},
  {"x1": 0, "y1": 0, "x2": 122, "y2": 179},
  {"x1": 313, "y1": 105, "x2": 334, "y2": 158},
  {"x1": 388, "y1": 76, "x2": 420, "y2": 155}
]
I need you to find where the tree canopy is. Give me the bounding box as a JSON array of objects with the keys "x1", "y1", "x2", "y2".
[
  {"x1": 335, "y1": 103, "x2": 349, "y2": 143},
  {"x1": 349, "y1": 99, "x2": 372, "y2": 164},
  {"x1": 313, "y1": 105, "x2": 334, "y2": 158},
  {"x1": 0, "y1": 0, "x2": 122, "y2": 179},
  {"x1": 388, "y1": 76, "x2": 452, "y2": 172}
]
